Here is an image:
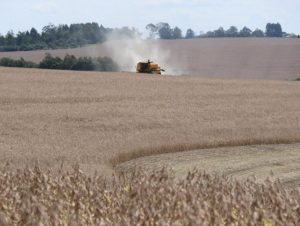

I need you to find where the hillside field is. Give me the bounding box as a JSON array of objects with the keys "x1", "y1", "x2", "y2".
[
  {"x1": 0, "y1": 67, "x2": 300, "y2": 178},
  {"x1": 1, "y1": 64, "x2": 300, "y2": 225},
  {"x1": 0, "y1": 38, "x2": 300, "y2": 80}
]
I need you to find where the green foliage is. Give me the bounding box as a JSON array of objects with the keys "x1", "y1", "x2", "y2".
[
  {"x1": 146, "y1": 23, "x2": 158, "y2": 39},
  {"x1": 0, "y1": 57, "x2": 38, "y2": 68},
  {"x1": 214, "y1": 27, "x2": 226, "y2": 37},
  {"x1": 93, "y1": 57, "x2": 119, "y2": 71},
  {"x1": 185, "y1": 29, "x2": 195, "y2": 39},
  {"x1": 62, "y1": 54, "x2": 77, "y2": 70},
  {"x1": 239, "y1": 27, "x2": 252, "y2": 37},
  {"x1": 70, "y1": 57, "x2": 95, "y2": 71},
  {"x1": 225, "y1": 26, "x2": 239, "y2": 37},
  {"x1": 39, "y1": 54, "x2": 118, "y2": 71},
  {"x1": 40, "y1": 23, "x2": 107, "y2": 48},
  {"x1": 0, "y1": 54, "x2": 119, "y2": 72},
  {"x1": 5, "y1": 31, "x2": 16, "y2": 46},
  {"x1": 0, "y1": 23, "x2": 139, "y2": 52},
  {"x1": 147, "y1": 23, "x2": 183, "y2": 39},
  {"x1": 39, "y1": 53, "x2": 64, "y2": 69},
  {"x1": 157, "y1": 23, "x2": 173, "y2": 39},
  {"x1": 206, "y1": 26, "x2": 262, "y2": 38},
  {"x1": 205, "y1": 31, "x2": 214, "y2": 37},
  {"x1": 252, "y1": 29, "x2": 265, "y2": 37},
  {"x1": 0, "y1": 21, "x2": 293, "y2": 52},
  {"x1": 0, "y1": 46, "x2": 19, "y2": 51},
  {"x1": 266, "y1": 23, "x2": 283, "y2": 37},
  {"x1": 199, "y1": 23, "x2": 285, "y2": 38},
  {"x1": 172, "y1": 27, "x2": 182, "y2": 39}
]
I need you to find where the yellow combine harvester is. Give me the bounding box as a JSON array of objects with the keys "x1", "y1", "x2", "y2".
[{"x1": 136, "y1": 60, "x2": 165, "y2": 75}]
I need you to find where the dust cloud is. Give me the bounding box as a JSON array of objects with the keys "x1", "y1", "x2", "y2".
[{"x1": 102, "y1": 34, "x2": 181, "y2": 75}]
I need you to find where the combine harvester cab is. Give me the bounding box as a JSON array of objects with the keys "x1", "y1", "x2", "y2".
[{"x1": 136, "y1": 60, "x2": 165, "y2": 75}]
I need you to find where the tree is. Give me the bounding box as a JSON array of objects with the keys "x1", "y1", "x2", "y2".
[
  {"x1": 214, "y1": 27, "x2": 225, "y2": 37},
  {"x1": 205, "y1": 31, "x2": 214, "y2": 37},
  {"x1": 94, "y1": 57, "x2": 119, "y2": 71},
  {"x1": 149, "y1": 22, "x2": 184, "y2": 39},
  {"x1": 5, "y1": 31, "x2": 16, "y2": 46},
  {"x1": 39, "y1": 53, "x2": 63, "y2": 69},
  {"x1": 172, "y1": 27, "x2": 182, "y2": 39},
  {"x1": 0, "y1": 35, "x2": 5, "y2": 46},
  {"x1": 0, "y1": 22, "x2": 111, "y2": 52},
  {"x1": 157, "y1": 23, "x2": 173, "y2": 39},
  {"x1": 72, "y1": 57, "x2": 95, "y2": 71},
  {"x1": 63, "y1": 54, "x2": 77, "y2": 70},
  {"x1": 146, "y1": 23, "x2": 158, "y2": 39},
  {"x1": 42, "y1": 24, "x2": 57, "y2": 44},
  {"x1": 185, "y1": 29, "x2": 195, "y2": 39},
  {"x1": 226, "y1": 26, "x2": 238, "y2": 37},
  {"x1": 266, "y1": 23, "x2": 283, "y2": 37},
  {"x1": 16, "y1": 32, "x2": 28, "y2": 46},
  {"x1": 239, "y1": 27, "x2": 252, "y2": 37},
  {"x1": 252, "y1": 29, "x2": 264, "y2": 37},
  {"x1": 30, "y1": 28, "x2": 40, "y2": 43}
]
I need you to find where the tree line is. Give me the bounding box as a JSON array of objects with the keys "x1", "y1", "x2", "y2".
[
  {"x1": 0, "y1": 22, "x2": 298, "y2": 52},
  {"x1": 0, "y1": 54, "x2": 119, "y2": 71},
  {"x1": 0, "y1": 23, "x2": 138, "y2": 52},
  {"x1": 146, "y1": 22, "x2": 298, "y2": 39}
]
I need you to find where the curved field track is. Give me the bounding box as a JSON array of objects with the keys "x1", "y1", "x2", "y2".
[
  {"x1": 116, "y1": 143, "x2": 300, "y2": 188},
  {"x1": 0, "y1": 38, "x2": 300, "y2": 80}
]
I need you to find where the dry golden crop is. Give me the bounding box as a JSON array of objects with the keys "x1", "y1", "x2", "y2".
[
  {"x1": 1, "y1": 67, "x2": 300, "y2": 174},
  {"x1": 1, "y1": 67, "x2": 300, "y2": 225},
  {"x1": 0, "y1": 166, "x2": 299, "y2": 226}
]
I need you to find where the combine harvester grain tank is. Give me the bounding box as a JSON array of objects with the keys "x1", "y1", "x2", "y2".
[{"x1": 136, "y1": 60, "x2": 165, "y2": 75}]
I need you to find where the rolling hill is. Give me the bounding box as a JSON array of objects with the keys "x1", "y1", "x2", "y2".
[{"x1": 0, "y1": 38, "x2": 299, "y2": 80}]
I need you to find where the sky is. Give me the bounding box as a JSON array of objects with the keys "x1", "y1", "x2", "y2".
[{"x1": 1, "y1": 0, "x2": 300, "y2": 35}]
